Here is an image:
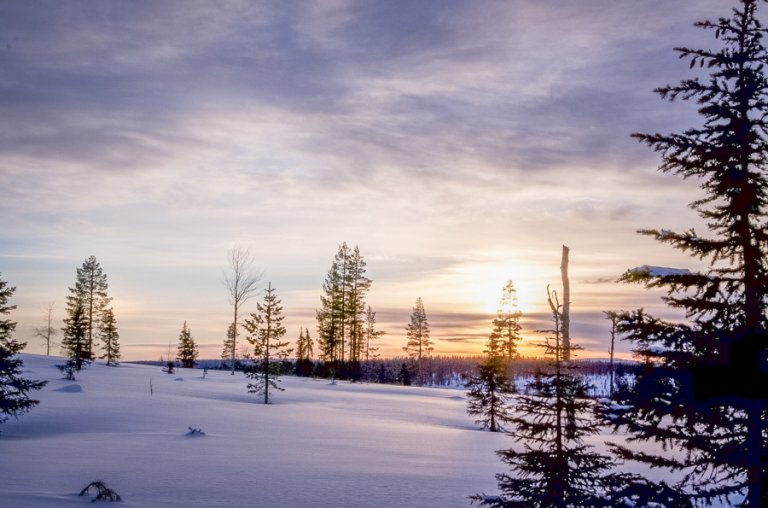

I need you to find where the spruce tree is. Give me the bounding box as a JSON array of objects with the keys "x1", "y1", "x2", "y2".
[
  {"x1": 403, "y1": 297, "x2": 433, "y2": 384},
  {"x1": 472, "y1": 289, "x2": 624, "y2": 507},
  {"x1": 489, "y1": 281, "x2": 523, "y2": 362},
  {"x1": 221, "y1": 321, "x2": 236, "y2": 367},
  {"x1": 608, "y1": 2, "x2": 768, "y2": 505},
  {"x1": 66, "y1": 256, "x2": 111, "y2": 360},
  {"x1": 176, "y1": 321, "x2": 198, "y2": 369},
  {"x1": 244, "y1": 282, "x2": 291, "y2": 404},
  {"x1": 60, "y1": 300, "x2": 90, "y2": 378},
  {"x1": 295, "y1": 327, "x2": 314, "y2": 377},
  {"x1": 466, "y1": 355, "x2": 515, "y2": 433},
  {"x1": 98, "y1": 307, "x2": 120, "y2": 366},
  {"x1": 0, "y1": 274, "x2": 46, "y2": 427}
]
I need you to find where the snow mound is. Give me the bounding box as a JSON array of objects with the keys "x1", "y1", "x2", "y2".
[
  {"x1": 174, "y1": 377, "x2": 184, "y2": 381},
  {"x1": 53, "y1": 384, "x2": 82, "y2": 393},
  {"x1": 630, "y1": 265, "x2": 691, "y2": 277}
]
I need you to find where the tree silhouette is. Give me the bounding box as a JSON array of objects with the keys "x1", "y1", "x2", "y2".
[{"x1": 609, "y1": 1, "x2": 768, "y2": 505}]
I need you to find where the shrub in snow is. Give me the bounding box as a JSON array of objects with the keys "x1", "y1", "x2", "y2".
[
  {"x1": 187, "y1": 426, "x2": 205, "y2": 436},
  {"x1": 79, "y1": 480, "x2": 121, "y2": 502}
]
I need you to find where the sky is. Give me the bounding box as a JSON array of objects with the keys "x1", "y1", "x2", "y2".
[{"x1": 1, "y1": 0, "x2": 734, "y2": 361}]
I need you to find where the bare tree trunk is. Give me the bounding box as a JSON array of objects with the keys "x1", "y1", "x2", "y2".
[
  {"x1": 225, "y1": 248, "x2": 261, "y2": 376},
  {"x1": 560, "y1": 245, "x2": 570, "y2": 361}
]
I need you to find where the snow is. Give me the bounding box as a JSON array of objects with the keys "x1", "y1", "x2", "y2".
[
  {"x1": 630, "y1": 265, "x2": 691, "y2": 277},
  {"x1": 1, "y1": 355, "x2": 509, "y2": 507}
]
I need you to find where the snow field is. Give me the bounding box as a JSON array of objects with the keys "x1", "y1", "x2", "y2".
[{"x1": 1, "y1": 355, "x2": 509, "y2": 507}]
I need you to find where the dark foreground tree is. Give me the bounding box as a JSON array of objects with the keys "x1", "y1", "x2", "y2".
[
  {"x1": 0, "y1": 274, "x2": 46, "y2": 428},
  {"x1": 608, "y1": 1, "x2": 768, "y2": 505},
  {"x1": 472, "y1": 288, "x2": 631, "y2": 508},
  {"x1": 98, "y1": 307, "x2": 120, "y2": 366},
  {"x1": 466, "y1": 355, "x2": 515, "y2": 432},
  {"x1": 244, "y1": 283, "x2": 291, "y2": 404},
  {"x1": 176, "y1": 321, "x2": 198, "y2": 369}
]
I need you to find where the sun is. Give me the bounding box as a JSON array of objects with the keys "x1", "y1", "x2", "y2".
[{"x1": 448, "y1": 258, "x2": 545, "y2": 317}]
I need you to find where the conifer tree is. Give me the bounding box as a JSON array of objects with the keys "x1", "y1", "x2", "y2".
[
  {"x1": 608, "y1": 2, "x2": 768, "y2": 505},
  {"x1": 221, "y1": 322, "x2": 236, "y2": 366},
  {"x1": 363, "y1": 305, "x2": 385, "y2": 361},
  {"x1": 176, "y1": 321, "x2": 198, "y2": 369},
  {"x1": 465, "y1": 354, "x2": 515, "y2": 432},
  {"x1": 98, "y1": 307, "x2": 120, "y2": 366},
  {"x1": 403, "y1": 297, "x2": 433, "y2": 384},
  {"x1": 0, "y1": 274, "x2": 46, "y2": 427},
  {"x1": 316, "y1": 243, "x2": 372, "y2": 377},
  {"x1": 489, "y1": 281, "x2": 523, "y2": 362},
  {"x1": 472, "y1": 288, "x2": 624, "y2": 507},
  {"x1": 60, "y1": 300, "x2": 90, "y2": 378},
  {"x1": 66, "y1": 256, "x2": 111, "y2": 360},
  {"x1": 244, "y1": 283, "x2": 291, "y2": 404},
  {"x1": 295, "y1": 327, "x2": 315, "y2": 377}
]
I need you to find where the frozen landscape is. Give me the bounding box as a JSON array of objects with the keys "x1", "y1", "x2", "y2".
[{"x1": 2, "y1": 355, "x2": 512, "y2": 507}]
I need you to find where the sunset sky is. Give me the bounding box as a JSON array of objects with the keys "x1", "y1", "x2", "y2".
[{"x1": 2, "y1": 1, "x2": 728, "y2": 361}]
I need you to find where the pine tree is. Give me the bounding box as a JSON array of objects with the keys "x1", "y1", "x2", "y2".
[
  {"x1": 98, "y1": 307, "x2": 120, "y2": 366},
  {"x1": 317, "y1": 247, "x2": 345, "y2": 365},
  {"x1": 176, "y1": 321, "x2": 198, "y2": 369},
  {"x1": 403, "y1": 297, "x2": 433, "y2": 384},
  {"x1": 0, "y1": 274, "x2": 46, "y2": 427},
  {"x1": 244, "y1": 283, "x2": 292, "y2": 404},
  {"x1": 608, "y1": 2, "x2": 768, "y2": 505},
  {"x1": 489, "y1": 281, "x2": 523, "y2": 362},
  {"x1": 346, "y1": 246, "x2": 372, "y2": 369},
  {"x1": 65, "y1": 256, "x2": 111, "y2": 360},
  {"x1": 472, "y1": 288, "x2": 624, "y2": 507},
  {"x1": 295, "y1": 327, "x2": 315, "y2": 377},
  {"x1": 363, "y1": 305, "x2": 385, "y2": 361},
  {"x1": 60, "y1": 300, "x2": 90, "y2": 378},
  {"x1": 316, "y1": 243, "x2": 372, "y2": 378}
]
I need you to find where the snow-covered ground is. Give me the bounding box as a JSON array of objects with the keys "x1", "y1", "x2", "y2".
[{"x1": 1, "y1": 355, "x2": 511, "y2": 507}]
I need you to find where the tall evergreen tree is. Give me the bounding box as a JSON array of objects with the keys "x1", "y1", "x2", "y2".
[
  {"x1": 363, "y1": 305, "x2": 384, "y2": 361},
  {"x1": 472, "y1": 288, "x2": 626, "y2": 507},
  {"x1": 0, "y1": 274, "x2": 46, "y2": 427},
  {"x1": 244, "y1": 283, "x2": 291, "y2": 404},
  {"x1": 98, "y1": 307, "x2": 120, "y2": 366},
  {"x1": 317, "y1": 247, "x2": 345, "y2": 365},
  {"x1": 403, "y1": 297, "x2": 433, "y2": 384},
  {"x1": 176, "y1": 321, "x2": 198, "y2": 369},
  {"x1": 608, "y1": 2, "x2": 768, "y2": 505},
  {"x1": 66, "y1": 256, "x2": 110, "y2": 360},
  {"x1": 489, "y1": 281, "x2": 523, "y2": 362},
  {"x1": 60, "y1": 300, "x2": 90, "y2": 378},
  {"x1": 316, "y1": 243, "x2": 372, "y2": 377}
]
